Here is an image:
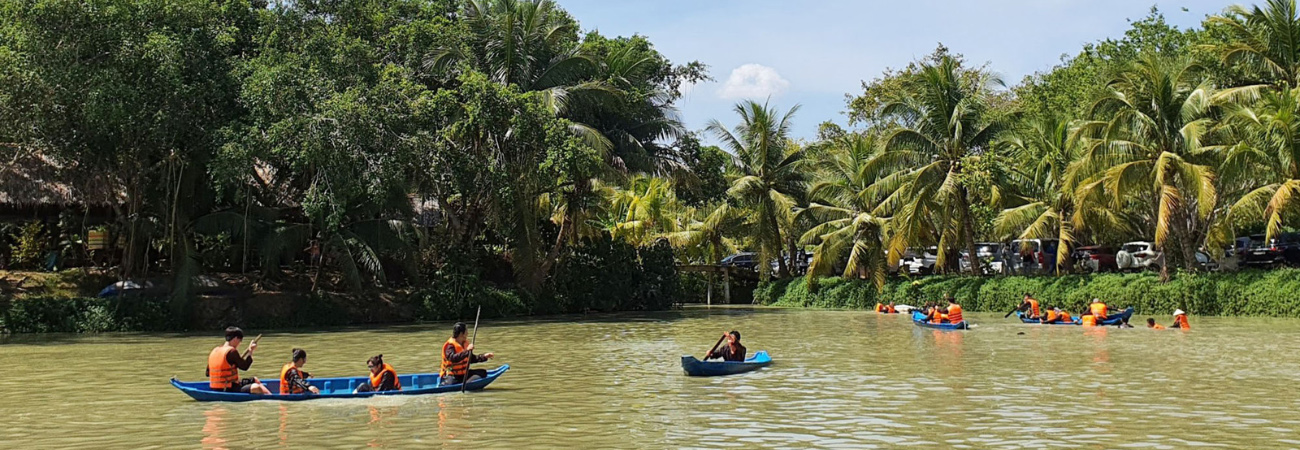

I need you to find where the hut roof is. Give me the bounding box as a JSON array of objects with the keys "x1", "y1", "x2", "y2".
[{"x1": 0, "y1": 151, "x2": 123, "y2": 207}]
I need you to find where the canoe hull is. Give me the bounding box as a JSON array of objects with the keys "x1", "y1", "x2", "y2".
[
  {"x1": 681, "y1": 351, "x2": 771, "y2": 376},
  {"x1": 1016, "y1": 307, "x2": 1135, "y2": 326},
  {"x1": 912, "y1": 311, "x2": 969, "y2": 330},
  {"x1": 171, "y1": 365, "x2": 509, "y2": 402}
]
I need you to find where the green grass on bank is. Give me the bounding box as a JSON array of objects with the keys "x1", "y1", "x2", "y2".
[{"x1": 755, "y1": 269, "x2": 1300, "y2": 317}]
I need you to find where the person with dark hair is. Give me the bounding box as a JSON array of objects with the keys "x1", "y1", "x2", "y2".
[
  {"x1": 354, "y1": 354, "x2": 401, "y2": 393},
  {"x1": 1147, "y1": 318, "x2": 1166, "y2": 330},
  {"x1": 441, "y1": 322, "x2": 494, "y2": 385},
  {"x1": 279, "y1": 348, "x2": 319, "y2": 395},
  {"x1": 1016, "y1": 293, "x2": 1042, "y2": 319},
  {"x1": 706, "y1": 330, "x2": 747, "y2": 362},
  {"x1": 206, "y1": 326, "x2": 269, "y2": 395}
]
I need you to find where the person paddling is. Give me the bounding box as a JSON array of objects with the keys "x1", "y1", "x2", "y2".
[
  {"x1": 1146, "y1": 318, "x2": 1166, "y2": 330},
  {"x1": 1170, "y1": 310, "x2": 1190, "y2": 330},
  {"x1": 354, "y1": 354, "x2": 400, "y2": 392},
  {"x1": 1017, "y1": 293, "x2": 1042, "y2": 319},
  {"x1": 206, "y1": 326, "x2": 269, "y2": 394},
  {"x1": 279, "y1": 348, "x2": 319, "y2": 395},
  {"x1": 441, "y1": 322, "x2": 494, "y2": 385},
  {"x1": 705, "y1": 330, "x2": 747, "y2": 362}
]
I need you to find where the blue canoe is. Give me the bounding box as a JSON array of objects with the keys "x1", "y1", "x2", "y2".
[
  {"x1": 681, "y1": 351, "x2": 772, "y2": 376},
  {"x1": 171, "y1": 365, "x2": 509, "y2": 402},
  {"x1": 912, "y1": 311, "x2": 970, "y2": 330},
  {"x1": 1016, "y1": 307, "x2": 1134, "y2": 326}
]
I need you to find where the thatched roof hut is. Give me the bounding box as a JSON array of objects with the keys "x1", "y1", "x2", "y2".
[{"x1": 0, "y1": 151, "x2": 122, "y2": 218}]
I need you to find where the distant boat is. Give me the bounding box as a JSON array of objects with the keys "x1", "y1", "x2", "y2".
[
  {"x1": 1015, "y1": 307, "x2": 1134, "y2": 326},
  {"x1": 912, "y1": 310, "x2": 969, "y2": 330},
  {"x1": 680, "y1": 351, "x2": 772, "y2": 376},
  {"x1": 171, "y1": 365, "x2": 509, "y2": 402}
]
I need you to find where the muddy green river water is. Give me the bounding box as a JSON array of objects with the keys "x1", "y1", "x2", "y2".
[{"x1": 2, "y1": 307, "x2": 1299, "y2": 449}]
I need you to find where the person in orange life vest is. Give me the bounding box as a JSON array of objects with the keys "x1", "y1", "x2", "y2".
[
  {"x1": 886, "y1": 302, "x2": 897, "y2": 313},
  {"x1": 1089, "y1": 298, "x2": 1111, "y2": 320},
  {"x1": 354, "y1": 354, "x2": 400, "y2": 393},
  {"x1": 706, "y1": 330, "x2": 747, "y2": 361},
  {"x1": 1146, "y1": 318, "x2": 1166, "y2": 330},
  {"x1": 875, "y1": 303, "x2": 887, "y2": 313},
  {"x1": 1017, "y1": 293, "x2": 1042, "y2": 319},
  {"x1": 1055, "y1": 307, "x2": 1073, "y2": 323},
  {"x1": 1040, "y1": 306, "x2": 1060, "y2": 324},
  {"x1": 1170, "y1": 309, "x2": 1190, "y2": 330},
  {"x1": 441, "y1": 322, "x2": 495, "y2": 385},
  {"x1": 206, "y1": 326, "x2": 270, "y2": 394},
  {"x1": 944, "y1": 297, "x2": 964, "y2": 324},
  {"x1": 279, "y1": 348, "x2": 319, "y2": 395},
  {"x1": 1080, "y1": 311, "x2": 1098, "y2": 327}
]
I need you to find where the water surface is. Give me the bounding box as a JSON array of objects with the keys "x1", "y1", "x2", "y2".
[{"x1": 2, "y1": 307, "x2": 1297, "y2": 449}]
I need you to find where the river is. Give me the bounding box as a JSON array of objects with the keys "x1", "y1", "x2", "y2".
[{"x1": 2, "y1": 307, "x2": 1299, "y2": 449}]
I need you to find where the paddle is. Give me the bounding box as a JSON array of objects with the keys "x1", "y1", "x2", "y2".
[
  {"x1": 702, "y1": 333, "x2": 727, "y2": 361},
  {"x1": 462, "y1": 306, "x2": 481, "y2": 393},
  {"x1": 241, "y1": 334, "x2": 262, "y2": 359}
]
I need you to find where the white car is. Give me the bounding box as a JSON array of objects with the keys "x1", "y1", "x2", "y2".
[
  {"x1": 1116, "y1": 241, "x2": 1163, "y2": 271},
  {"x1": 904, "y1": 247, "x2": 938, "y2": 275}
]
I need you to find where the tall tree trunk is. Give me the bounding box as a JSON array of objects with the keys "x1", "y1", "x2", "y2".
[
  {"x1": 767, "y1": 206, "x2": 790, "y2": 279},
  {"x1": 957, "y1": 188, "x2": 981, "y2": 276}
]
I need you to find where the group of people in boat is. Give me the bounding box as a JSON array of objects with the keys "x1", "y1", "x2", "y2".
[
  {"x1": 1014, "y1": 293, "x2": 1190, "y2": 329},
  {"x1": 916, "y1": 295, "x2": 965, "y2": 324},
  {"x1": 205, "y1": 322, "x2": 495, "y2": 395}
]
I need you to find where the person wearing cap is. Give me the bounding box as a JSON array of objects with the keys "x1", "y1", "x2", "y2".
[
  {"x1": 1088, "y1": 298, "x2": 1111, "y2": 321},
  {"x1": 1146, "y1": 318, "x2": 1166, "y2": 330},
  {"x1": 706, "y1": 330, "x2": 747, "y2": 362},
  {"x1": 1170, "y1": 310, "x2": 1190, "y2": 330},
  {"x1": 441, "y1": 322, "x2": 494, "y2": 385}
]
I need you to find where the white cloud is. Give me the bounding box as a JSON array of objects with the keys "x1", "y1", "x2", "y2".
[{"x1": 717, "y1": 63, "x2": 790, "y2": 99}]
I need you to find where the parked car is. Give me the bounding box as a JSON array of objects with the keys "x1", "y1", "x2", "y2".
[
  {"x1": 1240, "y1": 233, "x2": 1300, "y2": 267},
  {"x1": 1073, "y1": 245, "x2": 1118, "y2": 272},
  {"x1": 1007, "y1": 239, "x2": 1061, "y2": 274},
  {"x1": 720, "y1": 252, "x2": 758, "y2": 271},
  {"x1": 904, "y1": 246, "x2": 938, "y2": 275},
  {"x1": 1116, "y1": 241, "x2": 1162, "y2": 271},
  {"x1": 959, "y1": 242, "x2": 1005, "y2": 274}
]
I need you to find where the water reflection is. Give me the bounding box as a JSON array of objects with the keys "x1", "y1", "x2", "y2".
[{"x1": 201, "y1": 407, "x2": 228, "y2": 450}]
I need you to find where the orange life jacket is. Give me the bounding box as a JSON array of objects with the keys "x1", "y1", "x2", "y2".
[
  {"x1": 441, "y1": 338, "x2": 469, "y2": 378},
  {"x1": 946, "y1": 304, "x2": 963, "y2": 323},
  {"x1": 1151, "y1": 323, "x2": 1166, "y2": 330},
  {"x1": 1044, "y1": 310, "x2": 1058, "y2": 322},
  {"x1": 886, "y1": 305, "x2": 896, "y2": 314},
  {"x1": 875, "y1": 303, "x2": 885, "y2": 313},
  {"x1": 1059, "y1": 311, "x2": 1072, "y2": 322},
  {"x1": 1174, "y1": 314, "x2": 1190, "y2": 330},
  {"x1": 369, "y1": 363, "x2": 400, "y2": 390},
  {"x1": 208, "y1": 345, "x2": 239, "y2": 389},
  {"x1": 1081, "y1": 315, "x2": 1097, "y2": 327},
  {"x1": 1090, "y1": 302, "x2": 1108, "y2": 320},
  {"x1": 1027, "y1": 299, "x2": 1040, "y2": 317},
  {"x1": 279, "y1": 363, "x2": 309, "y2": 395}
]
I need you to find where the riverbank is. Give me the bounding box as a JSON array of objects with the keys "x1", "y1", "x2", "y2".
[
  {"x1": 756, "y1": 269, "x2": 1300, "y2": 317},
  {"x1": 0, "y1": 257, "x2": 682, "y2": 333}
]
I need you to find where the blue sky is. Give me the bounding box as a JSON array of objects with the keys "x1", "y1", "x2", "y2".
[{"x1": 558, "y1": 0, "x2": 1235, "y2": 141}]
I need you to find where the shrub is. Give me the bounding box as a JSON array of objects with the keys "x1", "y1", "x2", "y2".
[{"x1": 756, "y1": 269, "x2": 1300, "y2": 317}]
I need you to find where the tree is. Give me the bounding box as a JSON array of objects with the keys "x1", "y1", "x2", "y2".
[
  {"x1": 877, "y1": 55, "x2": 1006, "y2": 275},
  {"x1": 1207, "y1": 0, "x2": 1300, "y2": 87},
  {"x1": 1222, "y1": 85, "x2": 1300, "y2": 241},
  {"x1": 1075, "y1": 54, "x2": 1222, "y2": 274},
  {"x1": 800, "y1": 134, "x2": 891, "y2": 290},
  {"x1": 707, "y1": 100, "x2": 805, "y2": 280}
]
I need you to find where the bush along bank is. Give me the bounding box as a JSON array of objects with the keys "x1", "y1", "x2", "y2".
[
  {"x1": 0, "y1": 240, "x2": 684, "y2": 334},
  {"x1": 755, "y1": 269, "x2": 1300, "y2": 317}
]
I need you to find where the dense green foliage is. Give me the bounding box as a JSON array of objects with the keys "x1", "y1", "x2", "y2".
[{"x1": 757, "y1": 269, "x2": 1300, "y2": 317}]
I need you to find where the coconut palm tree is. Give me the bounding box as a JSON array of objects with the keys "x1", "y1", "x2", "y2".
[
  {"x1": 607, "y1": 175, "x2": 680, "y2": 246},
  {"x1": 876, "y1": 55, "x2": 1006, "y2": 275},
  {"x1": 1075, "y1": 54, "x2": 1220, "y2": 273},
  {"x1": 800, "y1": 134, "x2": 891, "y2": 290},
  {"x1": 1222, "y1": 85, "x2": 1300, "y2": 240},
  {"x1": 707, "y1": 100, "x2": 805, "y2": 280},
  {"x1": 1207, "y1": 0, "x2": 1300, "y2": 87}
]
